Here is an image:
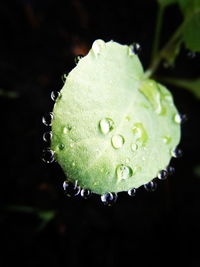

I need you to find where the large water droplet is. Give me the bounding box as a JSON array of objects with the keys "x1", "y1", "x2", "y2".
[
  {"x1": 132, "y1": 123, "x2": 148, "y2": 147},
  {"x1": 43, "y1": 131, "x2": 52, "y2": 143},
  {"x1": 158, "y1": 170, "x2": 168, "y2": 180},
  {"x1": 99, "y1": 118, "x2": 114, "y2": 134},
  {"x1": 51, "y1": 91, "x2": 61, "y2": 102},
  {"x1": 74, "y1": 55, "x2": 83, "y2": 64},
  {"x1": 63, "y1": 180, "x2": 81, "y2": 197},
  {"x1": 129, "y1": 42, "x2": 141, "y2": 55},
  {"x1": 144, "y1": 181, "x2": 157, "y2": 192},
  {"x1": 42, "y1": 149, "x2": 55, "y2": 164},
  {"x1": 111, "y1": 135, "x2": 125, "y2": 149},
  {"x1": 174, "y1": 113, "x2": 181, "y2": 124},
  {"x1": 140, "y1": 80, "x2": 165, "y2": 115},
  {"x1": 128, "y1": 188, "x2": 136, "y2": 197},
  {"x1": 80, "y1": 189, "x2": 91, "y2": 199},
  {"x1": 101, "y1": 192, "x2": 118, "y2": 206},
  {"x1": 116, "y1": 164, "x2": 133, "y2": 180},
  {"x1": 42, "y1": 112, "x2": 53, "y2": 126},
  {"x1": 92, "y1": 40, "x2": 105, "y2": 56},
  {"x1": 171, "y1": 147, "x2": 183, "y2": 158}
]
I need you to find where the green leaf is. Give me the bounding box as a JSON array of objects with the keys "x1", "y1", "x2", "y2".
[
  {"x1": 158, "y1": 77, "x2": 200, "y2": 99},
  {"x1": 157, "y1": 0, "x2": 177, "y2": 7},
  {"x1": 51, "y1": 40, "x2": 181, "y2": 195},
  {"x1": 178, "y1": 0, "x2": 200, "y2": 16},
  {"x1": 182, "y1": 14, "x2": 200, "y2": 51},
  {"x1": 177, "y1": 0, "x2": 200, "y2": 52}
]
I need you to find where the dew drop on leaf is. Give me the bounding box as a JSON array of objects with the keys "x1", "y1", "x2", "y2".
[
  {"x1": 111, "y1": 135, "x2": 125, "y2": 149},
  {"x1": 51, "y1": 91, "x2": 61, "y2": 102},
  {"x1": 42, "y1": 112, "x2": 53, "y2": 126},
  {"x1": 59, "y1": 144, "x2": 65, "y2": 150},
  {"x1": 43, "y1": 131, "x2": 52, "y2": 143},
  {"x1": 101, "y1": 192, "x2": 118, "y2": 206},
  {"x1": 131, "y1": 143, "x2": 138, "y2": 151},
  {"x1": 128, "y1": 188, "x2": 136, "y2": 197},
  {"x1": 174, "y1": 113, "x2": 181, "y2": 124},
  {"x1": 116, "y1": 164, "x2": 133, "y2": 180},
  {"x1": 99, "y1": 118, "x2": 114, "y2": 134},
  {"x1": 42, "y1": 149, "x2": 55, "y2": 164}
]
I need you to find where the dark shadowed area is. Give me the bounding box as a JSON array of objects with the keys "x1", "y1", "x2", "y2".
[{"x1": 0, "y1": 0, "x2": 200, "y2": 266}]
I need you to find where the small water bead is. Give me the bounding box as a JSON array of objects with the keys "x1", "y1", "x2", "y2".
[
  {"x1": 128, "y1": 188, "x2": 136, "y2": 197},
  {"x1": 92, "y1": 39, "x2": 105, "y2": 56},
  {"x1": 180, "y1": 113, "x2": 188, "y2": 124},
  {"x1": 42, "y1": 112, "x2": 53, "y2": 126},
  {"x1": 51, "y1": 91, "x2": 61, "y2": 102},
  {"x1": 171, "y1": 147, "x2": 183, "y2": 158},
  {"x1": 43, "y1": 131, "x2": 52, "y2": 143},
  {"x1": 131, "y1": 143, "x2": 138, "y2": 151},
  {"x1": 74, "y1": 55, "x2": 83, "y2": 64},
  {"x1": 42, "y1": 149, "x2": 55, "y2": 164},
  {"x1": 101, "y1": 192, "x2": 118, "y2": 206},
  {"x1": 59, "y1": 144, "x2": 65, "y2": 150},
  {"x1": 144, "y1": 181, "x2": 157, "y2": 192},
  {"x1": 187, "y1": 51, "x2": 196, "y2": 59},
  {"x1": 99, "y1": 118, "x2": 114, "y2": 134},
  {"x1": 174, "y1": 113, "x2": 181, "y2": 124},
  {"x1": 80, "y1": 189, "x2": 91, "y2": 199},
  {"x1": 116, "y1": 164, "x2": 133, "y2": 180},
  {"x1": 167, "y1": 165, "x2": 175, "y2": 175},
  {"x1": 162, "y1": 136, "x2": 171, "y2": 144},
  {"x1": 61, "y1": 73, "x2": 67, "y2": 83},
  {"x1": 70, "y1": 143, "x2": 75, "y2": 148},
  {"x1": 111, "y1": 135, "x2": 125, "y2": 149},
  {"x1": 158, "y1": 170, "x2": 168, "y2": 180},
  {"x1": 63, "y1": 180, "x2": 80, "y2": 197},
  {"x1": 129, "y1": 42, "x2": 141, "y2": 55}
]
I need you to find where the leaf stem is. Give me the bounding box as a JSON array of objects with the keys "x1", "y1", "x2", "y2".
[
  {"x1": 151, "y1": 4, "x2": 164, "y2": 63},
  {"x1": 145, "y1": 22, "x2": 185, "y2": 78}
]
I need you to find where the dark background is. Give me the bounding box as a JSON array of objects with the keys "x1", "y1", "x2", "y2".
[{"x1": 1, "y1": 0, "x2": 200, "y2": 266}]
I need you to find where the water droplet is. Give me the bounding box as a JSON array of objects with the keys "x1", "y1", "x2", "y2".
[
  {"x1": 129, "y1": 42, "x2": 141, "y2": 55},
  {"x1": 59, "y1": 144, "x2": 65, "y2": 150},
  {"x1": 101, "y1": 192, "x2": 118, "y2": 206},
  {"x1": 111, "y1": 135, "x2": 125, "y2": 149},
  {"x1": 162, "y1": 136, "x2": 171, "y2": 144},
  {"x1": 187, "y1": 51, "x2": 196, "y2": 59},
  {"x1": 61, "y1": 73, "x2": 67, "y2": 83},
  {"x1": 144, "y1": 181, "x2": 157, "y2": 192},
  {"x1": 180, "y1": 113, "x2": 188, "y2": 124},
  {"x1": 74, "y1": 55, "x2": 83, "y2": 64},
  {"x1": 131, "y1": 143, "x2": 138, "y2": 151},
  {"x1": 99, "y1": 118, "x2": 114, "y2": 134},
  {"x1": 158, "y1": 170, "x2": 168, "y2": 180},
  {"x1": 43, "y1": 131, "x2": 52, "y2": 143},
  {"x1": 63, "y1": 180, "x2": 80, "y2": 197},
  {"x1": 70, "y1": 143, "x2": 74, "y2": 148},
  {"x1": 80, "y1": 189, "x2": 91, "y2": 199},
  {"x1": 166, "y1": 165, "x2": 175, "y2": 175},
  {"x1": 42, "y1": 112, "x2": 53, "y2": 126},
  {"x1": 92, "y1": 39, "x2": 105, "y2": 56},
  {"x1": 132, "y1": 123, "x2": 148, "y2": 147},
  {"x1": 42, "y1": 149, "x2": 55, "y2": 164},
  {"x1": 128, "y1": 188, "x2": 136, "y2": 197},
  {"x1": 171, "y1": 147, "x2": 183, "y2": 158},
  {"x1": 140, "y1": 80, "x2": 164, "y2": 115},
  {"x1": 51, "y1": 91, "x2": 61, "y2": 102},
  {"x1": 116, "y1": 164, "x2": 133, "y2": 180},
  {"x1": 174, "y1": 113, "x2": 181, "y2": 124}
]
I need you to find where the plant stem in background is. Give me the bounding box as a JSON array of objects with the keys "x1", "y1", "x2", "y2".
[{"x1": 151, "y1": 4, "x2": 164, "y2": 64}]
